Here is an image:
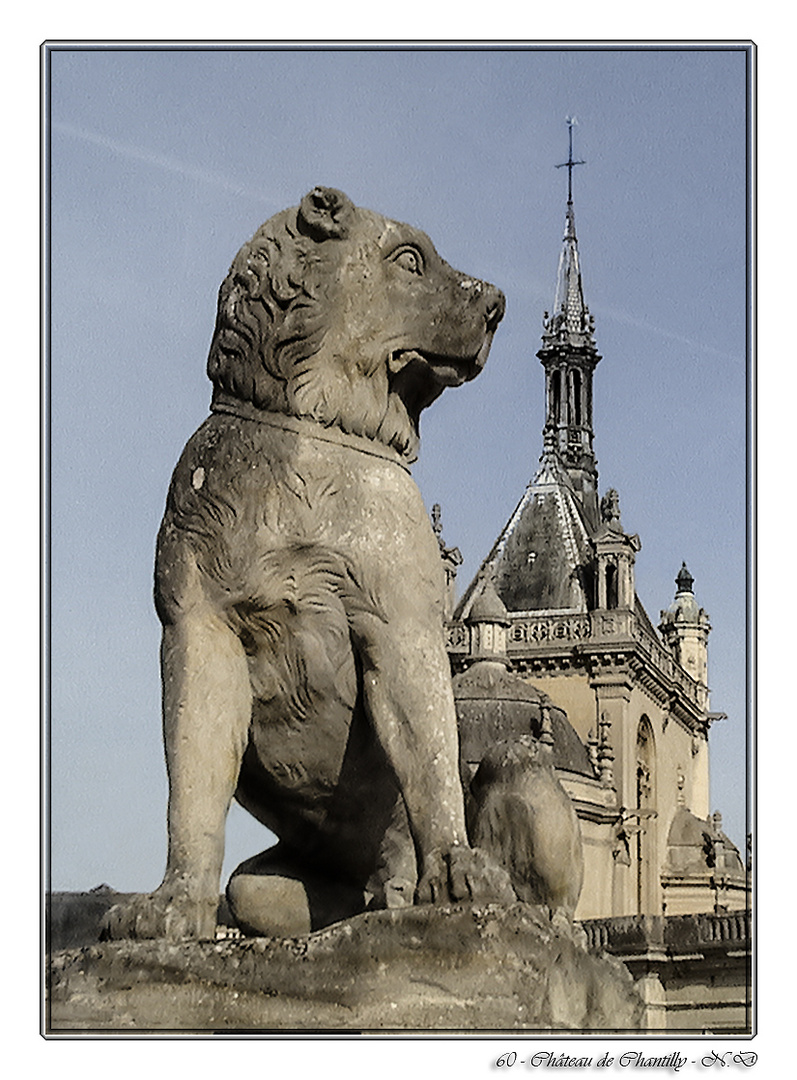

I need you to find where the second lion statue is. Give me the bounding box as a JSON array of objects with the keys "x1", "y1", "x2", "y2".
[{"x1": 104, "y1": 186, "x2": 512, "y2": 941}]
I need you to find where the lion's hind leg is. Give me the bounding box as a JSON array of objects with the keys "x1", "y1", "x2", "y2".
[{"x1": 226, "y1": 844, "x2": 367, "y2": 936}]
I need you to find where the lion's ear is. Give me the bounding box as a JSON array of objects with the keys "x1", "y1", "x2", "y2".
[{"x1": 298, "y1": 187, "x2": 354, "y2": 240}]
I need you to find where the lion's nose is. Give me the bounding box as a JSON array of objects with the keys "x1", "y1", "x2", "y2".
[{"x1": 485, "y1": 287, "x2": 506, "y2": 332}]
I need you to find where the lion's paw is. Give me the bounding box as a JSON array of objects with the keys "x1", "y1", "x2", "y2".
[
  {"x1": 416, "y1": 844, "x2": 516, "y2": 906},
  {"x1": 100, "y1": 886, "x2": 217, "y2": 942},
  {"x1": 381, "y1": 876, "x2": 416, "y2": 910},
  {"x1": 415, "y1": 849, "x2": 450, "y2": 904}
]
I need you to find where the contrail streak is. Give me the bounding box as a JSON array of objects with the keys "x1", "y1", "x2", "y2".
[{"x1": 52, "y1": 120, "x2": 277, "y2": 205}]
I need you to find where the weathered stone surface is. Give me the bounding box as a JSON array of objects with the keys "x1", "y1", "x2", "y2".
[
  {"x1": 454, "y1": 659, "x2": 593, "y2": 778},
  {"x1": 78, "y1": 188, "x2": 636, "y2": 1035},
  {"x1": 49, "y1": 902, "x2": 643, "y2": 1032}
]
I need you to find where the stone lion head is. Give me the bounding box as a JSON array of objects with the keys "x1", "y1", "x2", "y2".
[{"x1": 207, "y1": 187, "x2": 505, "y2": 461}]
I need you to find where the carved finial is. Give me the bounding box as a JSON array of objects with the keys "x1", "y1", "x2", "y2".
[
  {"x1": 432, "y1": 504, "x2": 462, "y2": 619},
  {"x1": 431, "y1": 503, "x2": 443, "y2": 542},
  {"x1": 587, "y1": 728, "x2": 600, "y2": 777},
  {"x1": 541, "y1": 425, "x2": 557, "y2": 456},
  {"x1": 677, "y1": 768, "x2": 686, "y2": 806},
  {"x1": 431, "y1": 502, "x2": 462, "y2": 565}
]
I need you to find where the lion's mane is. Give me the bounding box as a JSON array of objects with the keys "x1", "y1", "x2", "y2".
[{"x1": 206, "y1": 188, "x2": 419, "y2": 460}]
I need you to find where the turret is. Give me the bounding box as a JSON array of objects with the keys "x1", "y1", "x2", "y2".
[
  {"x1": 592, "y1": 489, "x2": 641, "y2": 614},
  {"x1": 658, "y1": 563, "x2": 711, "y2": 690},
  {"x1": 465, "y1": 577, "x2": 512, "y2": 663}
]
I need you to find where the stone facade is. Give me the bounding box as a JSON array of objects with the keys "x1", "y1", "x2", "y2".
[{"x1": 448, "y1": 579, "x2": 747, "y2": 923}]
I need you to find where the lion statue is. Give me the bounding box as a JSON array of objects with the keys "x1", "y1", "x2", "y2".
[{"x1": 103, "y1": 186, "x2": 511, "y2": 941}]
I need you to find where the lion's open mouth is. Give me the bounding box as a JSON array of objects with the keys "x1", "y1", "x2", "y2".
[{"x1": 388, "y1": 346, "x2": 488, "y2": 387}]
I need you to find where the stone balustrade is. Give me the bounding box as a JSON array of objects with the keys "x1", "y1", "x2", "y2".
[
  {"x1": 581, "y1": 910, "x2": 750, "y2": 954},
  {"x1": 446, "y1": 607, "x2": 705, "y2": 712},
  {"x1": 631, "y1": 618, "x2": 703, "y2": 703},
  {"x1": 508, "y1": 612, "x2": 592, "y2": 648}
]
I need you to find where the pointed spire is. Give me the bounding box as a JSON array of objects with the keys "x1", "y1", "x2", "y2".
[
  {"x1": 548, "y1": 201, "x2": 596, "y2": 345},
  {"x1": 544, "y1": 117, "x2": 595, "y2": 347},
  {"x1": 537, "y1": 119, "x2": 601, "y2": 529}
]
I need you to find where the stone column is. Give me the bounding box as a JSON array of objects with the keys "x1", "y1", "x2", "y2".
[{"x1": 618, "y1": 550, "x2": 635, "y2": 609}]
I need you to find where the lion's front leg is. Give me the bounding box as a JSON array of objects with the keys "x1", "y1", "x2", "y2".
[
  {"x1": 103, "y1": 606, "x2": 252, "y2": 941},
  {"x1": 359, "y1": 618, "x2": 466, "y2": 839},
  {"x1": 355, "y1": 613, "x2": 514, "y2": 907}
]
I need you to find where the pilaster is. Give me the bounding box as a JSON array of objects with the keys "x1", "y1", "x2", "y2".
[{"x1": 590, "y1": 672, "x2": 636, "y2": 914}]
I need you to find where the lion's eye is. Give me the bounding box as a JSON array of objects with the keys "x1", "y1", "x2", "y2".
[{"x1": 391, "y1": 247, "x2": 424, "y2": 275}]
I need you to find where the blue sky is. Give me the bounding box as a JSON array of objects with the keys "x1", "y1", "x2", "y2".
[{"x1": 46, "y1": 44, "x2": 750, "y2": 891}]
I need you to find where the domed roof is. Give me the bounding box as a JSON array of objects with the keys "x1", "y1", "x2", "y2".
[
  {"x1": 453, "y1": 660, "x2": 594, "y2": 778},
  {"x1": 467, "y1": 581, "x2": 510, "y2": 624},
  {"x1": 453, "y1": 659, "x2": 545, "y2": 704},
  {"x1": 666, "y1": 594, "x2": 701, "y2": 622},
  {"x1": 662, "y1": 563, "x2": 702, "y2": 622},
  {"x1": 665, "y1": 807, "x2": 746, "y2": 877},
  {"x1": 667, "y1": 806, "x2": 711, "y2": 848}
]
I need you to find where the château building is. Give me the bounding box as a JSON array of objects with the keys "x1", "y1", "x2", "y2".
[{"x1": 443, "y1": 128, "x2": 751, "y2": 1030}]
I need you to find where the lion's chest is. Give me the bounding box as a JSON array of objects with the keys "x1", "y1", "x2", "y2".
[{"x1": 166, "y1": 414, "x2": 443, "y2": 606}]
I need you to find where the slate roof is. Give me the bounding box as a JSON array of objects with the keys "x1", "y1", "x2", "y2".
[
  {"x1": 453, "y1": 660, "x2": 595, "y2": 778},
  {"x1": 455, "y1": 449, "x2": 594, "y2": 619}
]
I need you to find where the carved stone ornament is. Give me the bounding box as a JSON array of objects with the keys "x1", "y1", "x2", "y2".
[{"x1": 600, "y1": 488, "x2": 621, "y2": 527}]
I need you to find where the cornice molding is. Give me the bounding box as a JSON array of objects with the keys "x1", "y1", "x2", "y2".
[{"x1": 446, "y1": 607, "x2": 707, "y2": 732}]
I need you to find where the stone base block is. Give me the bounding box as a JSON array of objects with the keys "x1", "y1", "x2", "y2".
[{"x1": 47, "y1": 901, "x2": 643, "y2": 1033}]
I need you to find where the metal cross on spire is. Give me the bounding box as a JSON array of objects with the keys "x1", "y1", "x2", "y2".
[{"x1": 555, "y1": 116, "x2": 585, "y2": 204}]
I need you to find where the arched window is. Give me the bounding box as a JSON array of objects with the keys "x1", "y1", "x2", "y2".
[
  {"x1": 605, "y1": 562, "x2": 618, "y2": 609},
  {"x1": 550, "y1": 370, "x2": 561, "y2": 426},
  {"x1": 572, "y1": 369, "x2": 582, "y2": 425}
]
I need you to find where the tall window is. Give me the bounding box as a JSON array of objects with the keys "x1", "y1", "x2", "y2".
[
  {"x1": 572, "y1": 368, "x2": 582, "y2": 425},
  {"x1": 550, "y1": 370, "x2": 561, "y2": 426},
  {"x1": 605, "y1": 562, "x2": 618, "y2": 609}
]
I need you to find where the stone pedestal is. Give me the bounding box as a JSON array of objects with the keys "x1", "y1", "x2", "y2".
[{"x1": 48, "y1": 901, "x2": 643, "y2": 1033}]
